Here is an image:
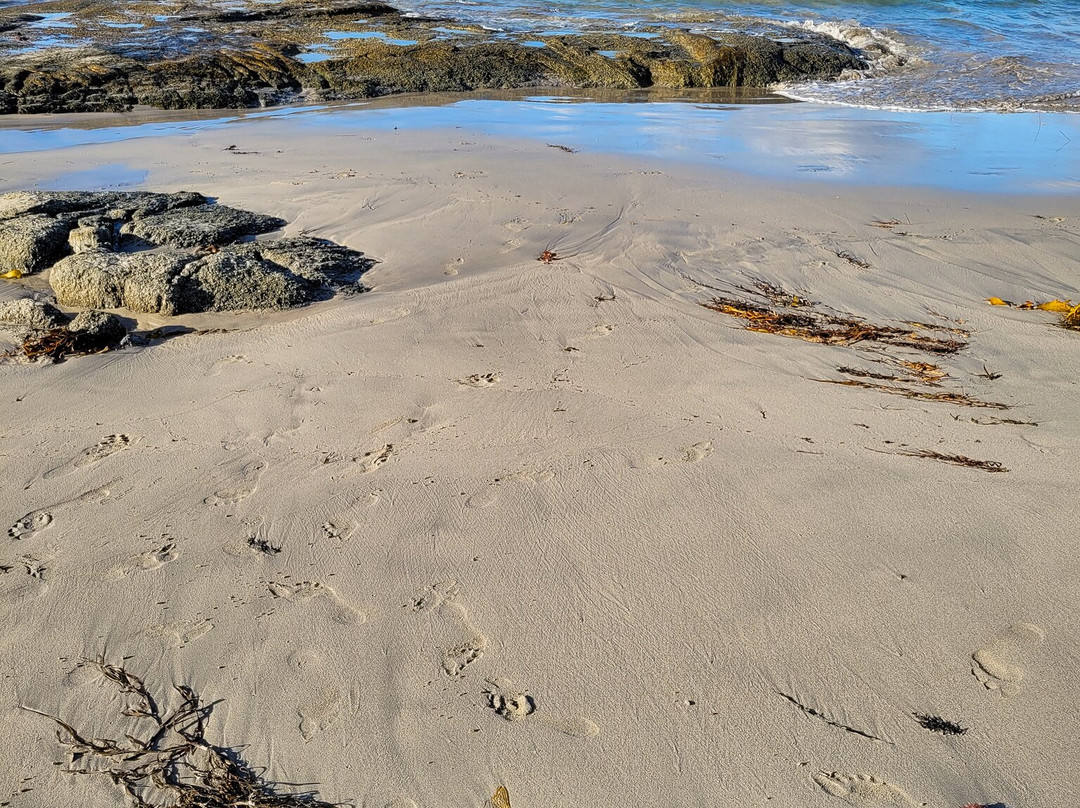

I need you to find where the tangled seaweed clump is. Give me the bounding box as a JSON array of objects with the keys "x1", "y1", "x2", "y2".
[{"x1": 25, "y1": 657, "x2": 338, "y2": 808}]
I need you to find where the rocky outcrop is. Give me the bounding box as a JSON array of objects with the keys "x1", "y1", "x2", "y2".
[
  {"x1": 49, "y1": 252, "x2": 194, "y2": 314},
  {"x1": 0, "y1": 2, "x2": 867, "y2": 114},
  {"x1": 0, "y1": 214, "x2": 74, "y2": 276},
  {"x1": 121, "y1": 205, "x2": 286, "y2": 249},
  {"x1": 0, "y1": 191, "x2": 374, "y2": 315}
]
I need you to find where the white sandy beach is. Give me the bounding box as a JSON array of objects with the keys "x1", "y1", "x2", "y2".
[{"x1": 1, "y1": 109, "x2": 1078, "y2": 808}]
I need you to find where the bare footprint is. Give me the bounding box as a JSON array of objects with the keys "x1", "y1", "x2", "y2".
[
  {"x1": 107, "y1": 543, "x2": 177, "y2": 580},
  {"x1": 458, "y1": 372, "x2": 500, "y2": 388},
  {"x1": 204, "y1": 459, "x2": 266, "y2": 507},
  {"x1": 413, "y1": 582, "x2": 487, "y2": 678},
  {"x1": 813, "y1": 772, "x2": 918, "y2": 807},
  {"x1": 444, "y1": 636, "x2": 488, "y2": 678},
  {"x1": 298, "y1": 689, "x2": 343, "y2": 741},
  {"x1": 268, "y1": 580, "x2": 366, "y2": 625},
  {"x1": 149, "y1": 618, "x2": 213, "y2": 649},
  {"x1": 483, "y1": 678, "x2": 536, "y2": 722},
  {"x1": 683, "y1": 441, "x2": 714, "y2": 463},
  {"x1": 972, "y1": 622, "x2": 1045, "y2": 697},
  {"x1": 355, "y1": 444, "x2": 392, "y2": 474},
  {"x1": 44, "y1": 435, "x2": 136, "y2": 479},
  {"x1": 8, "y1": 510, "x2": 53, "y2": 539}
]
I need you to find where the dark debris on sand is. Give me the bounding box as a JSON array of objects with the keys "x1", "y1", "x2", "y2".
[{"x1": 24, "y1": 657, "x2": 339, "y2": 808}]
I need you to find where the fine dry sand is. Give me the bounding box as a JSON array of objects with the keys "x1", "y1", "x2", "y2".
[{"x1": 1, "y1": 109, "x2": 1079, "y2": 808}]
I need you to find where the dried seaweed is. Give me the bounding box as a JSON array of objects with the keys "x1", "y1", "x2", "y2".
[
  {"x1": 702, "y1": 295, "x2": 965, "y2": 355},
  {"x1": 833, "y1": 249, "x2": 870, "y2": 269},
  {"x1": 970, "y1": 416, "x2": 1038, "y2": 427},
  {"x1": 914, "y1": 713, "x2": 968, "y2": 736},
  {"x1": 23, "y1": 657, "x2": 337, "y2": 808},
  {"x1": 988, "y1": 296, "x2": 1080, "y2": 331},
  {"x1": 247, "y1": 537, "x2": 281, "y2": 556},
  {"x1": 5, "y1": 327, "x2": 108, "y2": 363},
  {"x1": 895, "y1": 449, "x2": 1008, "y2": 473},
  {"x1": 818, "y1": 379, "x2": 1008, "y2": 410},
  {"x1": 777, "y1": 691, "x2": 891, "y2": 744}
]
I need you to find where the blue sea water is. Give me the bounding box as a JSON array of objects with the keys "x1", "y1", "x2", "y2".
[{"x1": 402, "y1": 0, "x2": 1080, "y2": 111}]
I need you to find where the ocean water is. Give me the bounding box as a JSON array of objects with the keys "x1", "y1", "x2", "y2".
[{"x1": 402, "y1": 0, "x2": 1080, "y2": 112}]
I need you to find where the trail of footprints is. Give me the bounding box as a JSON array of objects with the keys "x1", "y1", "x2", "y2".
[{"x1": 411, "y1": 581, "x2": 598, "y2": 737}]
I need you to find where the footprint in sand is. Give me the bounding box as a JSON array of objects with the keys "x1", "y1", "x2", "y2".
[
  {"x1": 458, "y1": 372, "x2": 500, "y2": 388},
  {"x1": 203, "y1": 459, "x2": 266, "y2": 506},
  {"x1": 44, "y1": 435, "x2": 136, "y2": 479},
  {"x1": 683, "y1": 441, "x2": 714, "y2": 463},
  {"x1": 8, "y1": 510, "x2": 53, "y2": 539},
  {"x1": 413, "y1": 582, "x2": 488, "y2": 678},
  {"x1": 355, "y1": 444, "x2": 393, "y2": 474},
  {"x1": 972, "y1": 622, "x2": 1045, "y2": 697},
  {"x1": 444, "y1": 636, "x2": 488, "y2": 678},
  {"x1": 298, "y1": 689, "x2": 344, "y2": 741},
  {"x1": 813, "y1": 772, "x2": 918, "y2": 807},
  {"x1": 268, "y1": 580, "x2": 365, "y2": 625},
  {"x1": 149, "y1": 617, "x2": 213, "y2": 649},
  {"x1": 107, "y1": 543, "x2": 178, "y2": 580}
]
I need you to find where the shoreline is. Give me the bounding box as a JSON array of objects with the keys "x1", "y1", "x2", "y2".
[
  {"x1": 0, "y1": 91, "x2": 1077, "y2": 195},
  {"x1": 2, "y1": 103, "x2": 1079, "y2": 808}
]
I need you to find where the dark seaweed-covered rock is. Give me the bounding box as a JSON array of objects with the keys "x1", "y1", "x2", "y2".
[
  {"x1": 0, "y1": 214, "x2": 72, "y2": 275},
  {"x1": 121, "y1": 204, "x2": 287, "y2": 249},
  {"x1": 0, "y1": 1, "x2": 866, "y2": 114}
]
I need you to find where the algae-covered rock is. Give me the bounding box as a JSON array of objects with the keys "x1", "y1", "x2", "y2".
[
  {"x1": 121, "y1": 204, "x2": 287, "y2": 248},
  {"x1": 0, "y1": 1, "x2": 866, "y2": 114},
  {"x1": 0, "y1": 214, "x2": 73, "y2": 275},
  {"x1": 174, "y1": 250, "x2": 314, "y2": 313},
  {"x1": 0, "y1": 298, "x2": 68, "y2": 331}
]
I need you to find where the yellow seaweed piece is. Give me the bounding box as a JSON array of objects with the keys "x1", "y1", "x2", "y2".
[
  {"x1": 986, "y1": 297, "x2": 1009, "y2": 306},
  {"x1": 1035, "y1": 299, "x2": 1074, "y2": 312},
  {"x1": 1064, "y1": 304, "x2": 1080, "y2": 330},
  {"x1": 489, "y1": 786, "x2": 511, "y2": 808},
  {"x1": 1, "y1": 268, "x2": 23, "y2": 279}
]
